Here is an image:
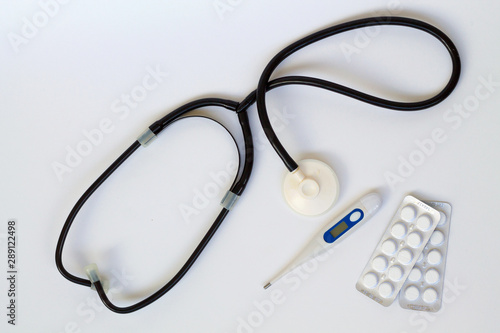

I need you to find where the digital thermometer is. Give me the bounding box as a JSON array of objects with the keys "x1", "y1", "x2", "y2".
[{"x1": 264, "y1": 192, "x2": 382, "y2": 289}]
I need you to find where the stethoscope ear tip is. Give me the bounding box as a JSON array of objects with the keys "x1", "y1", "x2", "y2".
[
  {"x1": 85, "y1": 263, "x2": 110, "y2": 293},
  {"x1": 282, "y1": 159, "x2": 339, "y2": 216}
]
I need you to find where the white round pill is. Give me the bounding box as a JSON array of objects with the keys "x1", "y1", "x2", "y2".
[
  {"x1": 363, "y1": 273, "x2": 378, "y2": 288},
  {"x1": 405, "y1": 286, "x2": 420, "y2": 301},
  {"x1": 378, "y1": 282, "x2": 394, "y2": 298},
  {"x1": 391, "y1": 223, "x2": 407, "y2": 239},
  {"x1": 423, "y1": 288, "x2": 438, "y2": 303},
  {"x1": 398, "y1": 249, "x2": 413, "y2": 265},
  {"x1": 407, "y1": 232, "x2": 422, "y2": 248},
  {"x1": 389, "y1": 265, "x2": 403, "y2": 281},
  {"x1": 408, "y1": 267, "x2": 422, "y2": 281},
  {"x1": 401, "y1": 205, "x2": 417, "y2": 222},
  {"x1": 416, "y1": 215, "x2": 432, "y2": 231},
  {"x1": 438, "y1": 212, "x2": 447, "y2": 226},
  {"x1": 430, "y1": 230, "x2": 444, "y2": 246},
  {"x1": 427, "y1": 249, "x2": 442, "y2": 265},
  {"x1": 425, "y1": 269, "x2": 440, "y2": 284},
  {"x1": 382, "y1": 239, "x2": 397, "y2": 255},
  {"x1": 372, "y1": 256, "x2": 388, "y2": 272}
]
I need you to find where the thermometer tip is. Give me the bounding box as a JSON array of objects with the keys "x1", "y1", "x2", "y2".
[{"x1": 263, "y1": 282, "x2": 272, "y2": 290}]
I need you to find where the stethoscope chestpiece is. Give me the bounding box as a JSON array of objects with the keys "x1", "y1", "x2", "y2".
[{"x1": 282, "y1": 159, "x2": 339, "y2": 216}]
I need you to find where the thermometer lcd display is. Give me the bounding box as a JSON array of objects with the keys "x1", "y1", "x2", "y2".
[{"x1": 330, "y1": 221, "x2": 348, "y2": 238}]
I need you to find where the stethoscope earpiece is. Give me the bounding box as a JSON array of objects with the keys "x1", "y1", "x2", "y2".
[{"x1": 283, "y1": 159, "x2": 339, "y2": 216}]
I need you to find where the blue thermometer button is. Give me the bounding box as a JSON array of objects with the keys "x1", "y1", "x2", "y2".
[{"x1": 323, "y1": 208, "x2": 364, "y2": 243}]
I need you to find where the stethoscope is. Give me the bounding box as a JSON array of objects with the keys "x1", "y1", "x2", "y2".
[{"x1": 56, "y1": 16, "x2": 461, "y2": 313}]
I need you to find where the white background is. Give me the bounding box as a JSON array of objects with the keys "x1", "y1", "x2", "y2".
[{"x1": 1, "y1": 0, "x2": 499, "y2": 332}]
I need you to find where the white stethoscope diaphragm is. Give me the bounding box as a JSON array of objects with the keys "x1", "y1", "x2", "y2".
[{"x1": 282, "y1": 159, "x2": 339, "y2": 216}]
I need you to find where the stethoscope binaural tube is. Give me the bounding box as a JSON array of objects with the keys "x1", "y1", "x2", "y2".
[{"x1": 55, "y1": 99, "x2": 254, "y2": 313}]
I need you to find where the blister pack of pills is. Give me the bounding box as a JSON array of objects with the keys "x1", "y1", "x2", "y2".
[
  {"x1": 398, "y1": 201, "x2": 452, "y2": 312},
  {"x1": 355, "y1": 195, "x2": 442, "y2": 306}
]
